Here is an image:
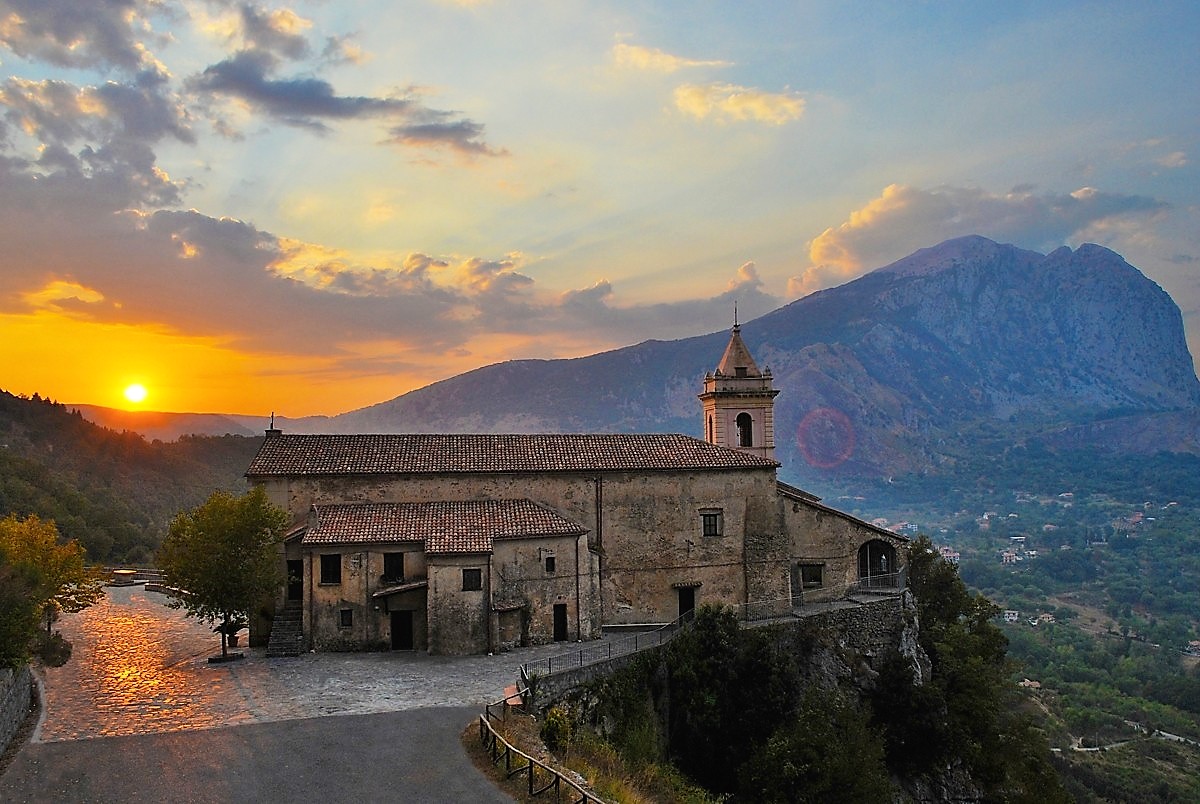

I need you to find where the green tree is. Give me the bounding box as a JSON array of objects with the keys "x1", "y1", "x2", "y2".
[
  {"x1": 0, "y1": 513, "x2": 104, "y2": 634},
  {"x1": 739, "y1": 688, "x2": 894, "y2": 802},
  {"x1": 157, "y1": 487, "x2": 288, "y2": 659},
  {"x1": 896, "y1": 535, "x2": 1070, "y2": 802},
  {"x1": 0, "y1": 551, "x2": 42, "y2": 669}
]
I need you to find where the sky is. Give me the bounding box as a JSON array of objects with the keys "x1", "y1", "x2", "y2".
[{"x1": 1, "y1": 1, "x2": 1197, "y2": 417}]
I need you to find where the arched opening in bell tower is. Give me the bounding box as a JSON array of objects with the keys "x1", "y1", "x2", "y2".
[{"x1": 736, "y1": 412, "x2": 754, "y2": 447}]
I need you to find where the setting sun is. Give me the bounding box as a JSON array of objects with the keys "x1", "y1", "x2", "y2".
[{"x1": 124, "y1": 383, "x2": 148, "y2": 404}]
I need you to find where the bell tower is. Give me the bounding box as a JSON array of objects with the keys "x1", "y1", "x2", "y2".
[{"x1": 699, "y1": 322, "x2": 779, "y2": 461}]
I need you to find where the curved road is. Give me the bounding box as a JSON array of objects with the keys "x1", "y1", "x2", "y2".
[{"x1": 0, "y1": 586, "x2": 575, "y2": 802}]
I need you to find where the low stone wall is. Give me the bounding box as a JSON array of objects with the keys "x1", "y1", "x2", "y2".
[
  {"x1": 0, "y1": 665, "x2": 34, "y2": 757},
  {"x1": 525, "y1": 648, "x2": 650, "y2": 710}
]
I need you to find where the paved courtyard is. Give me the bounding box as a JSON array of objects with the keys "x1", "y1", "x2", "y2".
[{"x1": 0, "y1": 585, "x2": 586, "y2": 802}]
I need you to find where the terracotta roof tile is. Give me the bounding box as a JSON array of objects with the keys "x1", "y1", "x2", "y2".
[
  {"x1": 247, "y1": 433, "x2": 778, "y2": 477},
  {"x1": 302, "y1": 499, "x2": 587, "y2": 554}
]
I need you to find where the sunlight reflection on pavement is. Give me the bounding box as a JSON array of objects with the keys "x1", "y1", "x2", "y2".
[{"x1": 37, "y1": 585, "x2": 566, "y2": 743}]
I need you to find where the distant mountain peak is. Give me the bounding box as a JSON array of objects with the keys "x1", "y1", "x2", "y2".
[{"x1": 872, "y1": 235, "x2": 1039, "y2": 279}]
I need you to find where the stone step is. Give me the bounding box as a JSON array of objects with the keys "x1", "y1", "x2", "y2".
[{"x1": 266, "y1": 601, "x2": 305, "y2": 657}]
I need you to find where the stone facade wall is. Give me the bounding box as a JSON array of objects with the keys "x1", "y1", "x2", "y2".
[
  {"x1": 490, "y1": 533, "x2": 596, "y2": 646},
  {"x1": 298, "y1": 531, "x2": 595, "y2": 654},
  {"x1": 428, "y1": 556, "x2": 491, "y2": 654},
  {"x1": 304, "y1": 541, "x2": 429, "y2": 651},
  {"x1": 253, "y1": 463, "x2": 900, "y2": 654},
  {"x1": 783, "y1": 500, "x2": 906, "y2": 603},
  {"x1": 266, "y1": 466, "x2": 783, "y2": 627},
  {"x1": 0, "y1": 665, "x2": 33, "y2": 757}
]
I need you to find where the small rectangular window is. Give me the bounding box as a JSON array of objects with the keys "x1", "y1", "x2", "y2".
[
  {"x1": 700, "y1": 510, "x2": 723, "y2": 537},
  {"x1": 339, "y1": 608, "x2": 353, "y2": 628},
  {"x1": 462, "y1": 568, "x2": 483, "y2": 591},
  {"x1": 545, "y1": 556, "x2": 556, "y2": 573},
  {"x1": 320, "y1": 553, "x2": 341, "y2": 585},
  {"x1": 383, "y1": 552, "x2": 404, "y2": 583},
  {"x1": 800, "y1": 564, "x2": 823, "y2": 588}
]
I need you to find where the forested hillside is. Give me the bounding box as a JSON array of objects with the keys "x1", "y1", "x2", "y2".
[{"x1": 0, "y1": 391, "x2": 262, "y2": 563}]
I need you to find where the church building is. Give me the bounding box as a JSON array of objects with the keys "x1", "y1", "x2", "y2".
[{"x1": 244, "y1": 326, "x2": 906, "y2": 655}]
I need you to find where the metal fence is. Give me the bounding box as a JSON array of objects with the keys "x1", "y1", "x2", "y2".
[
  {"x1": 849, "y1": 569, "x2": 906, "y2": 593},
  {"x1": 479, "y1": 693, "x2": 603, "y2": 803},
  {"x1": 520, "y1": 616, "x2": 686, "y2": 682}
]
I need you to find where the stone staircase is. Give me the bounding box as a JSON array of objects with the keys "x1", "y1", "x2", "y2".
[{"x1": 266, "y1": 601, "x2": 304, "y2": 657}]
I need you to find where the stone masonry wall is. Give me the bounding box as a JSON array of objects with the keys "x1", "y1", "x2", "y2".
[
  {"x1": 272, "y1": 466, "x2": 784, "y2": 627},
  {"x1": 0, "y1": 665, "x2": 33, "y2": 757}
]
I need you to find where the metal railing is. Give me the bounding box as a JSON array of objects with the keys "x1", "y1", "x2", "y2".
[
  {"x1": 478, "y1": 693, "x2": 603, "y2": 803},
  {"x1": 520, "y1": 615, "x2": 687, "y2": 682},
  {"x1": 848, "y1": 569, "x2": 906, "y2": 593}
]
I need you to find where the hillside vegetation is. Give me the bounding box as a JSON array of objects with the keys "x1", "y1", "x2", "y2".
[
  {"x1": 539, "y1": 538, "x2": 1066, "y2": 802},
  {"x1": 0, "y1": 390, "x2": 261, "y2": 563}
]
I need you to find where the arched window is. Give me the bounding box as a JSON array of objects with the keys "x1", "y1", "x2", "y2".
[
  {"x1": 707, "y1": 415, "x2": 713, "y2": 443},
  {"x1": 857, "y1": 540, "x2": 899, "y2": 588},
  {"x1": 736, "y1": 412, "x2": 753, "y2": 447}
]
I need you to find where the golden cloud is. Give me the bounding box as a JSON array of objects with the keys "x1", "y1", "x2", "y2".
[
  {"x1": 21, "y1": 280, "x2": 106, "y2": 310},
  {"x1": 612, "y1": 43, "x2": 730, "y2": 73},
  {"x1": 674, "y1": 82, "x2": 804, "y2": 125}
]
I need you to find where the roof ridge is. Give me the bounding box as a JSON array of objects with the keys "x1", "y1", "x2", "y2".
[{"x1": 247, "y1": 432, "x2": 779, "y2": 476}]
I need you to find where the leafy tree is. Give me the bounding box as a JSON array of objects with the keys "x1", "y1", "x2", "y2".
[
  {"x1": 894, "y1": 535, "x2": 1070, "y2": 802},
  {"x1": 739, "y1": 688, "x2": 894, "y2": 802},
  {"x1": 0, "y1": 551, "x2": 42, "y2": 669},
  {"x1": 157, "y1": 487, "x2": 288, "y2": 659},
  {"x1": 663, "y1": 606, "x2": 803, "y2": 794},
  {"x1": 0, "y1": 513, "x2": 104, "y2": 634}
]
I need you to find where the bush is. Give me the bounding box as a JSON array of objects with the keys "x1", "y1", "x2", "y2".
[{"x1": 540, "y1": 705, "x2": 573, "y2": 754}]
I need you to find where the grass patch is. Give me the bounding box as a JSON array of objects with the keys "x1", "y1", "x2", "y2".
[
  {"x1": 460, "y1": 708, "x2": 718, "y2": 803},
  {"x1": 1052, "y1": 738, "x2": 1200, "y2": 802}
]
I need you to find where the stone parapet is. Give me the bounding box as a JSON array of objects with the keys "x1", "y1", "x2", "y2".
[{"x1": 0, "y1": 665, "x2": 33, "y2": 757}]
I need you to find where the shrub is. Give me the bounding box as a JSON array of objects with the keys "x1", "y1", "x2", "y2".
[{"x1": 541, "y1": 705, "x2": 573, "y2": 755}]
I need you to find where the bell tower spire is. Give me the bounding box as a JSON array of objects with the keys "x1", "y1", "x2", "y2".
[{"x1": 699, "y1": 320, "x2": 779, "y2": 461}]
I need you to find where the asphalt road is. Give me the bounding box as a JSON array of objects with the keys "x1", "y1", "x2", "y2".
[{"x1": 0, "y1": 707, "x2": 507, "y2": 803}]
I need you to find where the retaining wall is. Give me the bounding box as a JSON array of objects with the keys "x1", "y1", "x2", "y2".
[{"x1": 0, "y1": 665, "x2": 33, "y2": 757}]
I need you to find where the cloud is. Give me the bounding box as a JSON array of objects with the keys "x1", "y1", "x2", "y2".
[
  {"x1": 238, "y1": 4, "x2": 312, "y2": 60},
  {"x1": 555, "y1": 260, "x2": 781, "y2": 341},
  {"x1": 0, "y1": 132, "x2": 784, "y2": 369},
  {"x1": 321, "y1": 35, "x2": 367, "y2": 66},
  {"x1": 787, "y1": 184, "x2": 1169, "y2": 296},
  {"x1": 674, "y1": 82, "x2": 804, "y2": 125},
  {"x1": 188, "y1": 50, "x2": 411, "y2": 130},
  {"x1": 0, "y1": 0, "x2": 168, "y2": 73},
  {"x1": 612, "y1": 43, "x2": 730, "y2": 73},
  {"x1": 387, "y1": 118, "x2": 507, "y2": 157},
  {"x1": 0, "y1": 72, "x2": 193, "y2": 147},
  {"x1": 189, "y1": 49, "x2": 504, "y2": 153},
  {"x1": 1157, "y1": 151, "x2": 1188, "y2": 169}
]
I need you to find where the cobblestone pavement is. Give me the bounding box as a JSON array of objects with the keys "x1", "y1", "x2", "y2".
[{"x1": 35, "y1": 585, "x2": 582, "y2": 743}]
